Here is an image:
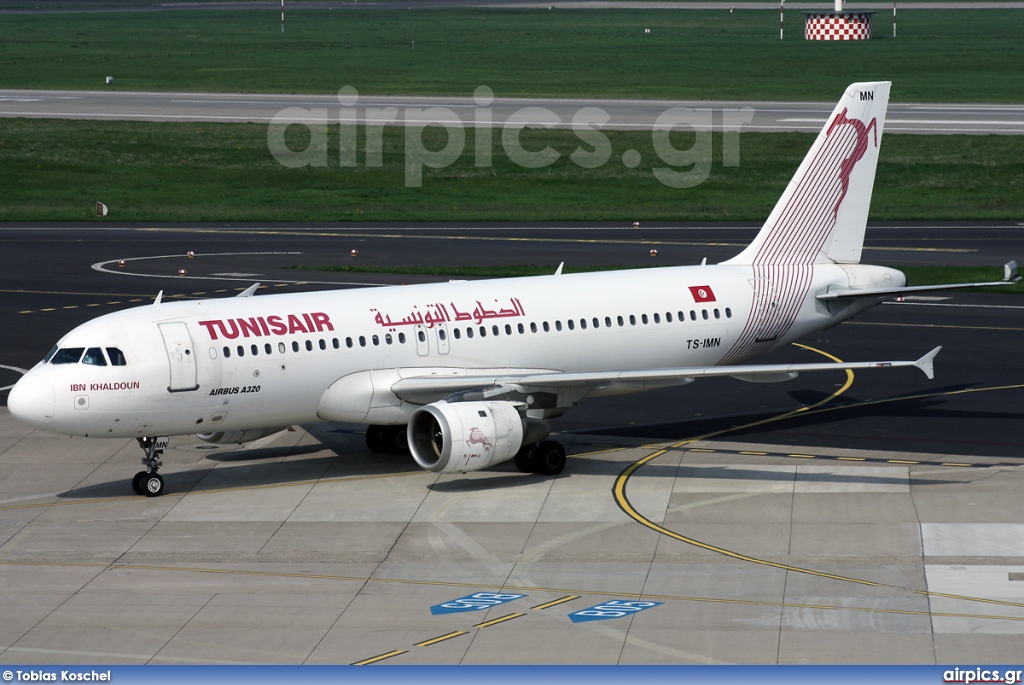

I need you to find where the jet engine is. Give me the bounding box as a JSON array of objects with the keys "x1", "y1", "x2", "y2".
[
  {"x1": 196, "y1": 427, "x2": 288, "y2": 445},
  {"x1": 408, "y1": 401, "x2": 549, "y2": 474}
]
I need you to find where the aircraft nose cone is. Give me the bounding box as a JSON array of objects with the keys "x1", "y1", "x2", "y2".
[{"x1": 7, "y1": 373, "x2": 55, "y2": 430}]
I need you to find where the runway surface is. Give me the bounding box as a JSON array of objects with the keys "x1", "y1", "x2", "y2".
[
  {"x1": 1, "y1": 224, "x2": 1024, "y2": 664},
  {"x1": 3, "y1": 0, "x2": 1022, "y2": 11},
  {"x1": 3, "y1": 89, "x2": 1024, "y2": 134}
]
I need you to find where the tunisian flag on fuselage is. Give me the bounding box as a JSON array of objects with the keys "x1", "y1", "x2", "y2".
[{"x1": 688, "y1": 285, "x2": 716, "y2": 303}]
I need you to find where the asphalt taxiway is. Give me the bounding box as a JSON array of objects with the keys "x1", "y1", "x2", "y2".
[{"x1": 1, "y1": 224, "x2": 1023, "y2": 664}]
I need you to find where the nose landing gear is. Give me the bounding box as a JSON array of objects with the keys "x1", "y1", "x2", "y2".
[{"x1": 132, "y1": 436, "x2": 169, "y2": 497}]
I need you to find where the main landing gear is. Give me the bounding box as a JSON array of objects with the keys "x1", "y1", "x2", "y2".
[
  {"x1": 514, "y1": 440, "x2": 567, "y2": 476},
  {"x1": 132, "y1": 436, "x2": 169, "y2": 497},
  {"x1": 365, "y1": 425, "x2": 410, "y2": 455}
]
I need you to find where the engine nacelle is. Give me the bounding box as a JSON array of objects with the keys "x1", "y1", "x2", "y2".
[
  {"x1": 408, "y1": 401, "x2": 548, "y2": 474},
  {"x1": 196, "y1": 426, "x2": 288, "y2": 445}
]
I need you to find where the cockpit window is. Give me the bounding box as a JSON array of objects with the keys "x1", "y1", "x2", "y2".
[
  {"x1": 82, "y1": 347, "x2": 107, "y2": 366},
  {"x1": 43, "y1": 345, "x2": 58, "y2": 363},
  {"x1": 50, "y1": 348, "x2": 84, "y2": 364},
  {"x1": 106, "y1": 347, "x2": 127, "y2": 366}
]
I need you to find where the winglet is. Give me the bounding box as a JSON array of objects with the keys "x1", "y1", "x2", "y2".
[{"x1": 915, "y1": 346, "x2": 941, "y2": 380}]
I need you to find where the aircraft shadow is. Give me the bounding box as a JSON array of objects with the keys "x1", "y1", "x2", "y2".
[
  {"x1": 571, "y1": 382, "x2": 1024, "y2": 460},
  {"x1": 57, "y1": 442, "x2": 965, "y2": 500},
  {"x1": 58, "y1": 447, "x2": 418, "y2": 500},
  {"x1": 202, "y1": 443, "x2": 325, "y2": 462},
  {"x1": 58, "y1": 382, "x2": 999, "y2": 500}
]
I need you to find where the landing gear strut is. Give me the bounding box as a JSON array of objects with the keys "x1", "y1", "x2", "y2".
[
  {"x1": 132, "y1": 436, "x2": 169, "y2": 497},
  {"x1": 514, "y1": 440, "x2": 566, "y2": 476},
  {"x1": 366, "y1": 425, "x2": 410, "y2": 454}
]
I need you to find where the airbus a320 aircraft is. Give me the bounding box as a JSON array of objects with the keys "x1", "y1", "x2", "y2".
[{"x1": 7, "y1": 82, "x2": 1016, "y2": 496}]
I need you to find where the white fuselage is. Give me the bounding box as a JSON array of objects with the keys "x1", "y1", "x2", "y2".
[{"x1": 8, "y1": 261, "x2": 897, "y2": 439}]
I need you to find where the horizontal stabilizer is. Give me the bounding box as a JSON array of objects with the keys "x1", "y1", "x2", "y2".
[
  {"x1": 818, "y1": 261, "x2": 1020, "y2": 301},
  {"x1": 818, "y1": 281, "x2": 1015, "y2": 301}
]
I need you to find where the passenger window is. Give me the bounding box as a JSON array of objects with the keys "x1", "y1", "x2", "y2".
[
  {"x1": 372, "y1": 335, "x2": 380, "y2": 346},
  {"x1": 653, "y1": 313, "x2": 660, "y2": 324},
  {"x1": 567, "y1": 320, "x2": 574, "y2": 331},
  {"x1": 504, "y1": 324, "x2": 511, "y2": 335},
  {"x1": 265, "y1": 343, "x2": 272, "y2": 354},
  {"x1": 279, "y1": 342, "x2": 286, "y2": 354},
  {"x1": 666, "y1": 312, "x2": 673, "y2": 323},
  {"x1": 418, "y1": 331, "x2": 426, "y2": 342},
  {"x1": 467, "y1": 328, "x2": 474, "y2": 339},
  {"x1": 617, "y1": 316, "x2": 624, "y2": 327},
  {"x1": 542, "y1": 322, "x2": 550, "y2": 333},
  {"x1": 690, "y1": 310, "x2": 697, "y2": 321},
  {"x1": 555, "y1": 321, "x2": 562, "y2": 332},
  {"x1": 725, "y1": 307, "x2": 732, "y2": 318},
  {"x1": 492, "y1": 325, "x2": 499, "y2": 336},
  {"x1": 237, "y1": 345, "x2": 244, "y2": 357},
  {"x1": 209, "y1": 348, "x2": 217, "y2": 360},
  {"x1": 359, "y1": 336, "x2": 366, "y2": 347},
  {"x1": 678, "y1": 311, "x2": 685, "y2": 321},
  {"x1": 580, "y1": 319, "x2": 587, "y2": 330},
  {"x1": 106, "y1": 347, "x2": 127, "y2": 366},
  {"x1": 702, "y1": 309, "x2": 709, "y2": 320},
  {"x1": 51, "y1": 348, "x2": 84, "y2": 364},
  {"x1": 386, "y1": 333, "x2": 395, "y2": 344},
  {"x1": 629, "y1": 315, "x2": 636, "y2": 326},
  {"x1": 642, "y1": 314, "x2": 649, "y2": 324},
  {"x1": 454, "y1": 328, "x2": 462, "y2": 340},
  {"x1": 333, "y1": 338, "x2": 340, "y2": 349},
  {"x1": 292, "y1": 341, "x2": 300, "y2": 352},
  {"x1": 305, "y1": 340, "x2": 313, "y2": 351},
  {"x1": 319, "y1": 339, "x2": 327, "y2": 350},
  {"x1": 82, "y1": 348, "x2": 107, "y2": 366},
  {"x1": 346, "y1": 337, "x2": 353, "y2": 348},
  {"x1": 479, "y1": 327, "x2": 487, "y2": 338},
  {"x1": 223, "y1": 347, "x2": 231, "y2": 358},
  {"x1": 604, "y1": 317, "x2": 611, "y2": 328},
  {"x1": 251, "y1": 344, "x2": 259, "y2": 356},
  {"x1": 399, "y1": 332, "x2": 406, "y2": 344},
  {"x1": 530, "y1": 322, "x2": 537, "y2": 333},
  {"x1": 518, "y1": 323, "x2": 525, "y2": 334},
  {"x1": 714, "y1": 308, "x2": 721, "y2": 319}
]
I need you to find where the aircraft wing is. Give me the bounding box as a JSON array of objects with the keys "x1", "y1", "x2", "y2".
[{"x1": 391, "y1": 347, "x2": 941, "y2": 405}]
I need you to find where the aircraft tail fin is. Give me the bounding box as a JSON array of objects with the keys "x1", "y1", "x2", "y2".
[{"x1": 724, "y1": 81, "x2": 890, "y2": 267}]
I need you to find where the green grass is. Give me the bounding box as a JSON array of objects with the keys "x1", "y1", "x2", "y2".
[
  {"x1": 1, "y1": 9, "x2": 1023, "y2": 102},
  {"x1": 1, "y1": 118, "x2": 1022, "y2": 222}
]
